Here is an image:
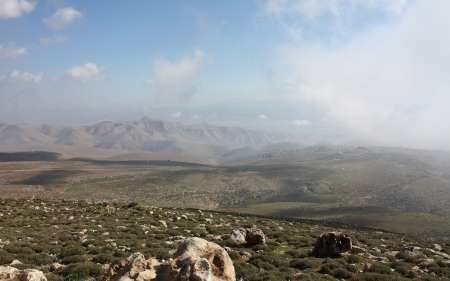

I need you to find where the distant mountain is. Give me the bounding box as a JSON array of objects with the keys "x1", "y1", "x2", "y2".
[{"x1": 0, "y1": 117, "x2": 309, "y2": 162}]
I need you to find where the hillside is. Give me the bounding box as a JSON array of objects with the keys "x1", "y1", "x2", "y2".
[
  {"x1": 0, "y1": 118, "x2": 306, "y2": 163},
  {"x1": 1, "y1": 146, "x2": 450, "y2": 238},
  {"x1": 1, "y1": 199, "x2": 450, "y2": 281}
]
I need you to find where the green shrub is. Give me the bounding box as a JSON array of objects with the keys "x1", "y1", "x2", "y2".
[
  {"x1": 346, "y1": 264, "x2": 359, "y2": 273},
  {"x1": 4, "y1": 245, "x2": 34, "y2": 255},
  {"x1": 366, "y1": 263, "x2": 393, "y2": 275},
  {"x1": 45, "y1": 273, "x2": 64, "y2": 281},
  {"x1": 285, "y1": 249, "x2": 307, "y2": 258},
  {"x1": 227, "y1": 251, "x2": 241, "y2": 261},
  {"x1": 60, "y1": 246, "x2": 85, "y2": 258},
  {"x1": 218, "y1": 239, "x2": 237, "y2": 247},
  {"x1": 394, "y1": 266, "x2": 408, "y2": 276},
  {"x1": 347, "y1": 254, "x2": 362, "y2": 264},
  {"x1": 249, "y1": 253, "x2": 287, "y2": 268},
  {"x1": 17, "y1": 253, "x2": 54, "y2": 265},
  {"x1": 61, "y1": 255, "x2": 87, "y2": 264},
  {"x1": 350, "y1": 273, "x2": 403, "y2": 281},
  {"x1": 92, "y1": 254, "x2": 116, "y2": 264},
  {"x1": 331, "y1": 268, "x2": 353, "y2": 279},
  {"x1": 234, "y1": 261, "x2": 259, "y2": 281},
  {"x1": 61, "y1": 262, "x2": 104, "y2": 279},
  {"x1": 10, "y1": 264, "x2": 38, "y2": 270},
  {"x1": 0, "y1": 251, "x2": 14, "y2": 265},
  {"x1": 290, "y1": 258, "x2": 320, "y2": 270}
]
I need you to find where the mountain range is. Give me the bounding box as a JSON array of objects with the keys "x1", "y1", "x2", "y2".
[{"x1": 0, "y1": 117, "x2": 321, "y2": 163}]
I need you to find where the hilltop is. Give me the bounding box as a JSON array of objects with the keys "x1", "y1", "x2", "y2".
[{"x1": 1, "y1": 199, "x2": 450, "y2": 281}]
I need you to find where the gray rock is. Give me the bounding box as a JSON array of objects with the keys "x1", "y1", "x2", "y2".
[
  {"x1": 351, "y1": 246, "x2": 366, "y2": 253},
  {"x1": 230, "y1": 228, "x2": 246, "y2": 243},
  {"x1": 402, "y1": 247, "x2": 425, "y2": 257},
  {"x1": 430, "y1": 244, "x2": 442, "y2": 251}
]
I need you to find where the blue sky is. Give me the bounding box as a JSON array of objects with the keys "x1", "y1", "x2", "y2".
[{"x1": 1, "y1": 0, "x2": 449, "y2": 148}]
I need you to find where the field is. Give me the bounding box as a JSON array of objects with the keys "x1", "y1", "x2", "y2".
[{"x1": 0, "y1": 146, "x2": 450, "y2": 237}]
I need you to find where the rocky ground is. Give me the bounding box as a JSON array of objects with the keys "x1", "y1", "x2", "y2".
[{"x1": 1, "y1": 199, "x2": 450, "y2": 281}]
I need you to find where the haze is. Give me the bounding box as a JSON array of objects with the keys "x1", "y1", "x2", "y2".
[{"x1": 1, "y1": 0, "x2": 449, "y2": 150}]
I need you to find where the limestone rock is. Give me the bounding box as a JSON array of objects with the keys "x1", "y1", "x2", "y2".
[
  {"x1": 49, "y1": 263, "x2": 64, "y2": 272},
  {"x1": 10, "y1": 260, "x2": 22, "y2": 265},
  {"x1": 100, "y1": 252, "x2": 164, "y2": 281},
  {"x1": 0, "y1": 266, "x2": 47, "y2": 281},
  {"x1": 418, "y1": 259, "x2": 435, "y2": 267},
  {"x1": 164, "y1": 237, "x2": 235, "y2": 281},
  {"x1": 245, "y1": 228, "x2": 266, "y2": 246},
  {"x1": 430, "y1": 244, "x2": 442, "y2": 251},
  {"x1": 312, "y1": 232, "x2": 352, "y2": 257},
  {"x1": 351, "y1": 246, "x2": 366, "y2": 253},
  {"x1": 402, "y1": 247, "x2": 425, "y2": 257},
  {"x1": 426, "y1": 248, "x2": 450, "y2": 259},
  {"x1": 230, "y1": 229, "x2": 246, "y2": 243}
]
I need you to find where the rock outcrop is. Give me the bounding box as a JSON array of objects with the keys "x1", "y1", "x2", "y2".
[
  {"x1": 245, "y1": 228, "x2": 266, "y2": 246},
  {"x1": 312, "y1": 231, "x2": 352, "y2": 257},
  {"x1": 0, "y1": 266, "x2": 47, "y2": 281},
  {"x1": 230, "y1": 228, "x2": 246, "y2": 243},
  {"x1": 100, "y1": 238, "x2": 235, "y2": 281},
  {"x1": 164, "y1": 237, "x2": 235, "y2": 281},
  {"x1": 100, "y1": 252, "x2": 164, "y2": 281}
]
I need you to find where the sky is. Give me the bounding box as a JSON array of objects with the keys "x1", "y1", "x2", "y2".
[{"x1": 0, "y1": 0, "x2": 449, "y2": 149}]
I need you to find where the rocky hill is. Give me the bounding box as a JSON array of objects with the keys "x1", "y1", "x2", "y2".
[{"x1": 1, "y1": 199, "x2": 450, "y2": 281}]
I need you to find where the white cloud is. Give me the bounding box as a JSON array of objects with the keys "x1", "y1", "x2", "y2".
[
  {"x1": 258, "y1": 114, "x2": 267, "y2": 119},
  {"x1": 10, "y1": 70, "x2": 43, "y2": 83},
  {"x1": 0, "y1": 42, "x2": 27, "y2": 60},
  {"x1": 190, "y1": 114, "x2": 201, "y2": 119},
  {"x1": 293, "y1": 120, "x2": 310, "y2": 126},
  {"x1": 258, "y1": 0, "x2": 409, "y2": 41},
  {"x1": 260, "y1": 0, "x2": 408, "y2": 19},
  {"x1": 39, "y1": 34, "x2": 68, "y2": 45},
  {"x1": 43, "y1": 7, "x2": 82, "y2": 30},
  {"x1": 0, "y1": 0, "x2": 36, "y2": 19},
  {"x1": 63, "y1": 63, "x2": 106, "y2": 83},
  {"x1": 278, "y1": 0, "x2": 450, "y2": 146},
  {"x1": 171, "y1": 111, "x2": 182, "y2": 117},
  {"x1": 147, "y1": 49, "x2": 212, "y2": 103}
]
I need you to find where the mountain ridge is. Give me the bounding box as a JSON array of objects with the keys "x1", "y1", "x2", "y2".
[{"x1": 0, "y1": 117, "x2": 308, "y2": 162}]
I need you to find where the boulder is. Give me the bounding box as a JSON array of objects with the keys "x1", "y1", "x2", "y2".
[
  {"x1": 100, "y1": 238, "x2": 235, "y2": 281},
  {"x1": 426, "y1": 248, "x2": 450, "y2": 259},
  {"x1": 430, "y1": 244, "x2": 442, "y2": 251},
  {"x1": 0, "y1": 266, "x2": 47, "y2": 281},
  {"x1": 312, "y1": 232, "x2": 352, "y2": 257},
  {"x1": 49, "y1": 263, "x2": 64, "y2": 272},
  {"x1": 245, "y1": 228, "x2": 266, "y2": 246},
  {"x1": 402, "y1": 247, "x2": 425, "y2": 257},
  {"x1": 230, "y1": 229, "x2": 246, "y2": 243},
  {"x1": 164, "y1": 237, "x2": 235, "y2": 281},
  {"x1": 100, "y1": 252, "x2": 164, "y2": 281}
]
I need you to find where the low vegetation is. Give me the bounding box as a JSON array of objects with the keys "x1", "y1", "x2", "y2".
[{"x1": 1, "y1": 199, "x2": 450, "y2": 281}]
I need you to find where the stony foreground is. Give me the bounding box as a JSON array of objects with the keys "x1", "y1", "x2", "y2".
[{"x1": 1, "y1": 199, "x2": 450, "y2": 281}]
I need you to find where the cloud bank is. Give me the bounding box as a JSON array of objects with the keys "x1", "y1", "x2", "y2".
[
  {"x1": 0, "y1": 0, "x2": 35, "y2": 19},
  {"x1": 274, "y1": 0, "x2": 450, "y2": 147},
  {"x1": 43, "y1": 7, "x2": 82, "y2": 30},
  {"x1": 147, "y1": 49, "x2": 211, "y2": 103}
]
